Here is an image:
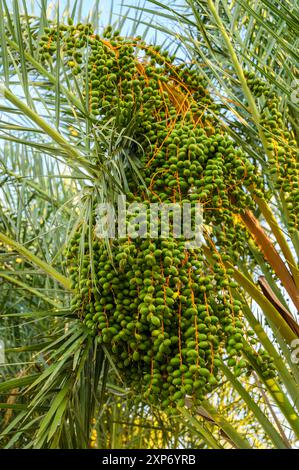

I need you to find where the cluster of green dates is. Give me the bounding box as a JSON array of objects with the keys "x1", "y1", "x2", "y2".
[
  {"x1": 245, "y1": 72, "x2": 299, "y2": 233},
  {"x1": 68, "y1": 231, "x2": 253, "y2": 409},
  {"x1": 37, "y1": 21, "x2": 279, "y2": 407}
]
